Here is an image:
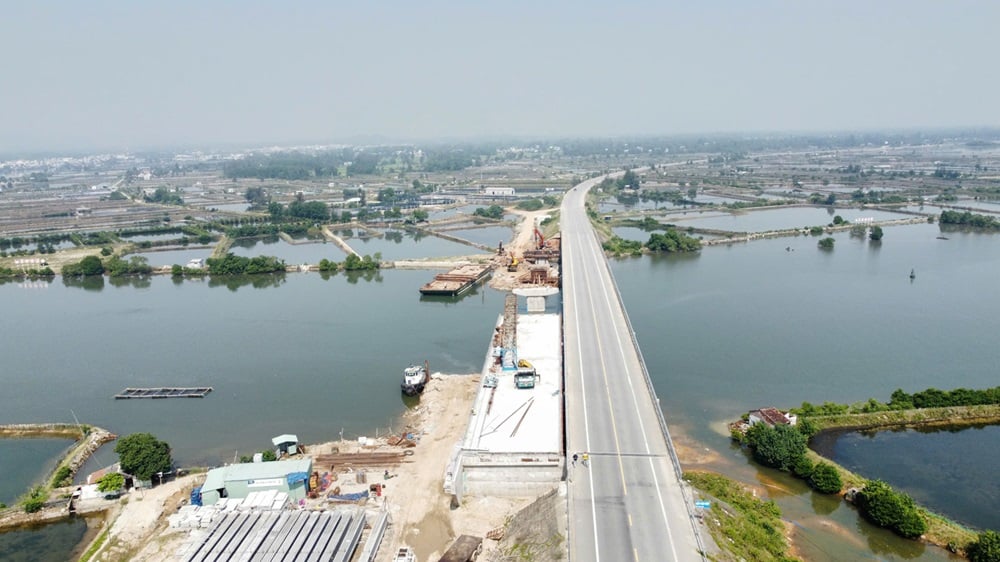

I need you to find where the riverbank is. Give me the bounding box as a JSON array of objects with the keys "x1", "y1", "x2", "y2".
[
  {"x1": 729, "y1": 405, "x2": 1000, "y2": 556},
  {"x1": 0, "y1": 423, "x2": 116, "y2": 531},
  {"x1": 804, "y1": 403, "x2": 1000, "y2": 432}
]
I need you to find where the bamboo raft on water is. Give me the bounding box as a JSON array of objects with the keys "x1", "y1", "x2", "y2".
[{"x1": 114, "y1": 387, "x2": 213, "y2": 399}]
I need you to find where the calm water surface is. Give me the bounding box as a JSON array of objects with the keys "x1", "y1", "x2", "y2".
[
  {"x1": 613, "y1": 222, "x2": 999, "y2": 559},
  {"x1": 813, "y1": 425, "x2": 1000, "y2": 531},
  {"x1": 0, "y1": 439, "x2": 74, "y2": 505},
  {"x1": 0, "y1": 271, "x2": 503, "y2": 465},
  {"x1": 0, "y1": 518, "x2": 88, "y2": 562},
  {"x1": 669, "y1": 206, "x2": 909, "y2": 232}
]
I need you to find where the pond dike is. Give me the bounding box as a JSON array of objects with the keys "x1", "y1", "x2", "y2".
[{"x1": 0, "y1": 423, "x2": 116, "y2": 530}]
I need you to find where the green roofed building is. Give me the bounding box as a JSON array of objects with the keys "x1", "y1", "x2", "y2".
[{"x1": 199, "y1": 458, "x2": 312, "y2": 505}]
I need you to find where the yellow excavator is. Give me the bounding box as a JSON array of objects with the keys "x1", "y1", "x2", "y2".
[{"x1": 507, "y1": 254, "x2": 519, "y2": 272}]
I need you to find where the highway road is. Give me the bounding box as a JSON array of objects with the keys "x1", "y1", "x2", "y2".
[{"x1": 562, "y1": 174, "x2": 705, "y2": 561}]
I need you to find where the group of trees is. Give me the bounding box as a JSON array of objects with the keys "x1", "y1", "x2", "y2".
[
  {"x1": 144, "y1": 187, "x2": 184, "y2": 205},
  {"x1": 742, "y1": 422, "x2": 843, "y2": 495},
  {"x1": 473, "y1": 205, "x2": 505, "y2": 220},
  {"x1": 205, "y1": 253, "x2": 286, "y2": 275},
  {"x1": 940, "y1": 210, "x2": 1000, "y2": 229},
  {"x1": 792, "y1": 385, "x2": 1000, "y2": 416},
  {"x1": 646, "y1": 230, "x2": 701, "y2": 253},
  {"x1": 318, "y1": 253, "x2": 380, "y2": 272},
  {"x1": 104, "y1": 255, "x2": 153, "y2": 277},
  {"x1": 602, "y1": 229, "x2": 701, "y2": 257},
  {"x1": 224, "y1": 152, "x2": 344, "y2": 180},
  {"x1": 62, "y1": 255, "x2": 105, "y2": 276}
]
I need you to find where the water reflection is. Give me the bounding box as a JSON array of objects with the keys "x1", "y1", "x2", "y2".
[
  {"x1": 61, "y1": 276, "x2": 104, "y2": 291},
  {"x1": 207, "y1": 273, "x2": 288, "y2": 292}
]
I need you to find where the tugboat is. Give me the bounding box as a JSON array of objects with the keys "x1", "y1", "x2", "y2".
[{"x1": 401, "y1": 361, "x2": 430, "y2": 396}]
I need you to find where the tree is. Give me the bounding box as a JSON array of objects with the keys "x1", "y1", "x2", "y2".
[
  {"x1": 411, "y1": 209, "x2": 429, "y2": 222},
  {"x1": 97, "y1": 472, "x2": 125, "y2": 493},
  {"x1": 260, "y1": 450, "x2": 277, "y2": 462},
  {"x1": 967, "y1": 530, "x2": 1000, "y2": 562},
  {"x1": 818, "y1": 237, "x2": 835, "y2": 250},
  {"x1": 62, "y1": 255, "x2": 105, "y2": 276},
  {"x1": 114, "y1": 433, "x2": 173, "y2": 482},
  {"x1": 869, "y1": 225, "x2": 884, "y2": 241},
  {"x1": 745, "y1": 423, "x2": 808, "y2": 472},
  {"x1": 808, "y1": 462, "x2": 842, "y2": 494}
]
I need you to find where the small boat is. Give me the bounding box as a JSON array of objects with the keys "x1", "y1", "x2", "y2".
[
  {"x1": 909, "y1": 268, "x2": 916, "y2": 280},
  {"x1": 393, "y1": 546, "x2": 417, "y2": 562},
  {"x1": 401, "y1": 361, "x2": 429, "y2": 396}
]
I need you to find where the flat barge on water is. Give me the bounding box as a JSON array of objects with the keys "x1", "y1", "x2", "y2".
[{"x1": 418, "y1": 264, "x2": 493, "y2": 296}]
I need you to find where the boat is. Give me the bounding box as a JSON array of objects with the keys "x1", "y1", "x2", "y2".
[
  {"x1": 393, "y1": 547, "x2": 417, "y2": 562},
  {"x1": 401, "y1": 361, "x2": 429, "y2": 396},
  {"x1": 909, "y1": 268, "x2": 916, "y2": 280}
]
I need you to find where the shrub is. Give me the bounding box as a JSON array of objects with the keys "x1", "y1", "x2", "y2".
[
  {"x1": 792, "y1": 456, "x2": 814, "y2": 478},
  {"x1": 856, "y1": 480, "x2": 927, "y2": 538},
  {"x1": 53, "y1": 465, "x2": 73, "y2": 488},
  {"x1": 967, "y1": 530, "x2": 1000, "y2": 562},
  {"x1": 808, "y1": 463, "x2": 842, "y2": 494}
]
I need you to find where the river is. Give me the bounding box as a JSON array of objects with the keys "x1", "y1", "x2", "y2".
[
  {"x1": 612, "y1": 220, "x2": 1000, "y2": 560},
  {"x1": 3, "y1": 218, "x2": 998, "y2": 559}
]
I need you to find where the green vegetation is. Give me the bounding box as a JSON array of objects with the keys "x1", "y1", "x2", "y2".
[
  {"x1": 318, "y1": 253, "x2": 381, "y2": 272},
  {"x1": 105, "y1": 255, "x2": 153, "y2": 277},
  {"x1": 114, "y1": 433, "x2": 173, "y2": 481},
  {"x1": 410, "y1": 208, "x2": 429, "y2": 222},
  {"x1": 967, "y1": 531, "x2": 1000, "y2": 562},
  {"x1": 602, "y1": 236, "x2": 643, "y2": 257},
  {"x1": 144, "y1": 187, "x2": 184, "y2": 205},
  {"x1": 792, "y1": 386, "x2": 1000, "y2": 416},
  {"x1": 78, "y1": 527, "x2": 109, "y2": 562},
  {"x1": 206, "y1": 253, "x2": 286, "y2": 275},
  {"x1": 869, "y1": 225, "x2": 884, "y2": 241},
  {"x1": 97, "y1": 472, "x2": 125, "y2": 493},
  {"x1": 940, "y1": 210, "x2": 1000, "y2": 229},
  {"x1": 646, "y1": 230, "x2": 700, "y2": 253},
  {"x1": 808, "y1": 462, "x2": 843, "y2": 494},
  {"x1": 808, "y1": 226, "x2": 824, "y2": 236},
  {"x1": 224, "y1": 151, "x2": 344, "y2": 180},
  {"x1": 62, "y1": 255, "x2": 105, "y2": 276},
  {"x1": 516, "y1": 199, "x2": 544, "y2": 211},
  {"x1": 818, "y1": 237, "x2": 835, "y2": 250},
  {"x1": 473, "y1": 205, "x2": 505, "y2": 220},
  {"x1": 52, "y1": 465, "x2": 72, "y2": 488},
  {"x1": 602, "y1": 229, "x2": 700, "y2": 256},
  {"x1": 745, "y1": 423, "x2": 807, "y2": 472},
  {"x1": 683, "y1": 472, "x2": 798, "y2": 562},
  {"x1": 741, "y1": 423, "x2": 841, "y2": 495},
  {"x1": 856, "y1": 480, "x2": 928, "y2": 539},
  {"x1": 21, "y1": 486, "x2": 48, "y2": 513}
]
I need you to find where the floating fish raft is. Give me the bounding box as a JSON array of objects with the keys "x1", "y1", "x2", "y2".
[{"x1": 114, "y1": 387, "x2": 213, "y2": 399}]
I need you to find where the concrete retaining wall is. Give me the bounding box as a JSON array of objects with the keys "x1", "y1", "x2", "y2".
[{"x1": 460, "y1": 455, "x2": 562, "y2": 498}]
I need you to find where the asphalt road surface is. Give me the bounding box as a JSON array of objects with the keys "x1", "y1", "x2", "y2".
[{"x1": 562, "y1": 174, "x2": 705, "y2": 562}]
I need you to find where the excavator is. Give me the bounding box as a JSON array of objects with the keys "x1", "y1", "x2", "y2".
[
  {"x1": 507, "y1": 254, "x2": 519, "y2": 272},
  {"x1": 533, "y1": 227, "x2": 545, "y2": 250}
]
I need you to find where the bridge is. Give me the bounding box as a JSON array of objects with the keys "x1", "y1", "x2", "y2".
[{"x1": 562, "y1": 175, "x2": 705, "y2": 561}]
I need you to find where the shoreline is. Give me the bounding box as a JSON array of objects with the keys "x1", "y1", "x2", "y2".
[{"x1": 722, "y1": 405, "x2": 1000, "y2": 556}]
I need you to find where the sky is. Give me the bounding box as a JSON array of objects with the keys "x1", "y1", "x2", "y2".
[{"x1": 2, "y1": 1, "x2": 999, "y2": 152}]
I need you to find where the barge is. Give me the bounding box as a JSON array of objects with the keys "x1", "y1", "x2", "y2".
[{"x1": 418, "y1": 264, "x2": 492, "y2": 296}]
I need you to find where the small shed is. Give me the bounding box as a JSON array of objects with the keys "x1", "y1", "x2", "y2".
[
  {"x1": 199, "y1": 457, "x2": 312, "y2": 505},
  {"x1": 272, "y1": 434, "x2": 300, "y2": 456}
]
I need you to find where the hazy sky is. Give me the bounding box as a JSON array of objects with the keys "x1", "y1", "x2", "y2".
[{"x1": 3, "y1": 1, "x2": 998, "y2": 152}]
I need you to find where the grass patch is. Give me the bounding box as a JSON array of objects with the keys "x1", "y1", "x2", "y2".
[
  {"x1": 684, "y1": 471, "x2": 799, "y2": 562},
  {"x1": 78, "y1": 527, "x2": 109, "y2": 562}
]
